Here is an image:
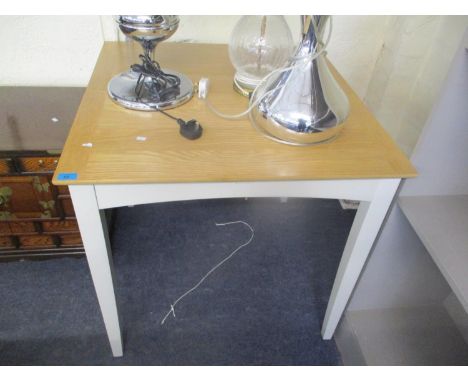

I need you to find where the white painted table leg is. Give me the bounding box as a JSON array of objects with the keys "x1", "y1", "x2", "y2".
[
  {"x1": 321, "y1": 178, "x2": 401, "y2": 339},
  {"x1": 69, "y1": 185, "x2": 123, "y2": 357}
]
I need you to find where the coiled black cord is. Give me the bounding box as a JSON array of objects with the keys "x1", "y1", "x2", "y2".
[{"x1": 131, "y1": 52, "x2": 181, "y2": 102}]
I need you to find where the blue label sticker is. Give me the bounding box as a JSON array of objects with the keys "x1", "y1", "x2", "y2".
[{"x1": 57, "y1": 173, "x2": 78, "y2": 181}]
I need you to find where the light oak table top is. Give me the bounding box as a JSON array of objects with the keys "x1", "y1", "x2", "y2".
[{"x1": 53, "y1": 42, "x2": 416, "y2": 185}]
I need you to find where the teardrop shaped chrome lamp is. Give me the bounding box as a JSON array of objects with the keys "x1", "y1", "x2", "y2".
[
  {"x1": 249, "y1": 16, "x2": 350, "y2": 145},
  {"x1": 108, "y1": 15, "x2": 194, "y2": 111}
]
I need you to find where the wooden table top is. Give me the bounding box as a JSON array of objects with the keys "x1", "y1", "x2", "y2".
[{"x1": 53, "y1": 42, "x2": 416, "y2": 185}]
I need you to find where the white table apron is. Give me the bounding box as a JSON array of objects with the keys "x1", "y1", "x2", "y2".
[{"x1": 69, "y1": 178, "x2": 401, "y2": 357}]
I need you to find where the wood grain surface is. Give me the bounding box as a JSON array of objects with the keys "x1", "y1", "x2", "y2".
[{"x1": 53, "y1": 42, "x2": 417, "y2": 185}]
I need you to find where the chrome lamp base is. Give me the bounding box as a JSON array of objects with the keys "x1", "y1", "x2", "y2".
[{"x1": 107, "y1": 69, "x2": 194, "y2": 111}]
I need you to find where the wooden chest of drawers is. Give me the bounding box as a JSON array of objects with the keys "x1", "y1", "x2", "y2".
[
  {"x1": 0, "y1": 86, "x2": 87, "y2": 261},
  {"x1": 0, "y1": 152, "x2": 85, "y2": 261}
]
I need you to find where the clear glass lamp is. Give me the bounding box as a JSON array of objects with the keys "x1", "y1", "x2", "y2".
[{"x1": 228, "y1": 16, "x2": 294, "y2": 97}]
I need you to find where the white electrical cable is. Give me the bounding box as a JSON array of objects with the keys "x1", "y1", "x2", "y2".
[
  {"x1": 202, "y1": 65, "x2": 296, "y2": 120},
  {"x1": 200, "y1": 16, "x2": 333, "y2": 120},
  {"x1": 160, "y1": 220, "x2": 255, "y2": 325}
]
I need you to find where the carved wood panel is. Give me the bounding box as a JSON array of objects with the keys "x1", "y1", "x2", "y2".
[{"x1": 0, "y1": 175, "x2": 57, "y2": 220}]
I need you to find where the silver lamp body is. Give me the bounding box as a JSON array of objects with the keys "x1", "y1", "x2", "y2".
[
  {"x1": 249, "y1": 16, "x2": 350, "y2": 145},
  {"x1": 115, "y1": 15, "x2": 179, "y2": 49},
  {"x1": 108, "y1": 15, "x2": 194, "y2": 111}
]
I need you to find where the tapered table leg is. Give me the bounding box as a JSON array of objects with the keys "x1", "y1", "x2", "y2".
[
  {"x1": 321, "y1": 179, "x2": 401, "y2": 339},
  {"x1": 69, "y1": 185, "x2": 123, "y2": 357}
]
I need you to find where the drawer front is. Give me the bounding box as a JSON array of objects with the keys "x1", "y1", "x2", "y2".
[
  {"x1": 0, "y1": 222, "x2": 11, "y2": 235},
  {"x1": 42, "y1": 220, "x2": 78, "y2": 233},
  {"x1": 59, "y1": 197, "x2": 75, "y2": 217},
  {"x1": 0, "y1": 236, "x2": 16, "y2": 249},
  {"x1": 19, "y1": 157, "x2": 59, "y2": 173},
  {"x1": 18, "y1": 234, "x2": 56, "y2": 249},
  {"x1": 0, "y1": 159, "x2": 13, "y2": 175},
  {"x1": 9, "y1": 221, "x2": 37, "y2": 234},
  {"x1": 60, "y1": 234, "x2": 82, "y2": 247},
  {"x1": 0, "y1": 176, "x2": 57, "y2": 220}
]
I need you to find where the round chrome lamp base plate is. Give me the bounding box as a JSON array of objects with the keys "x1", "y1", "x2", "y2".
[
  {"x1": 249, "y1": 108, "x2": 343, "y2": 146},
  {"x1": 108, "y1": 69, "x2": 194, "y2": 111}
]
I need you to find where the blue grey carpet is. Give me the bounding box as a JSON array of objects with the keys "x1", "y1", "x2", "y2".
[{"x1": 0, "y1": 198, "x2": 355, "y2": 365}]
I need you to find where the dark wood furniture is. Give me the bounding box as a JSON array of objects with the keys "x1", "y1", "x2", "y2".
[{"x1": 0, "y1": 87, "x2": 86, "y2": 261}]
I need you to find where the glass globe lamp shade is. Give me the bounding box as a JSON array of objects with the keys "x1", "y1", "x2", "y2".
[{"x1": 228, "y1": 16, "x2": 294, "y2": 96}]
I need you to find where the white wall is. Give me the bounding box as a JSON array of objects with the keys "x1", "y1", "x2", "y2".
[
  {"x1": 364, "y1": 16, "x2": 468, "y2": 154},
  {"x1": 0, "y1": 16, "x2": 103, "y2": 87}
]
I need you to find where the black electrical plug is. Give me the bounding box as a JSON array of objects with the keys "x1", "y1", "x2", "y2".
[{"x1": 177, "y1": 119, "x2": 203, "y2": 140}]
